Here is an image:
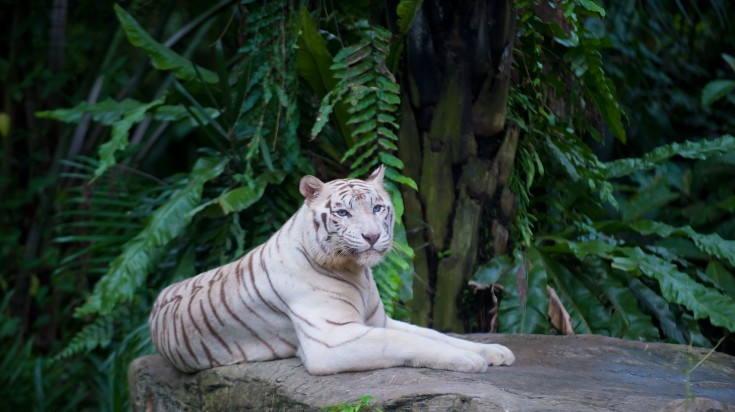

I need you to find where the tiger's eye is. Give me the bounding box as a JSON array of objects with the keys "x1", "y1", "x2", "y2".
[
  {"x1": 336, "y1": 209, "x2": 349, "y2": 217},
  {"x1": 373, "y1": 205, "x2": 383, "y2": 213}
]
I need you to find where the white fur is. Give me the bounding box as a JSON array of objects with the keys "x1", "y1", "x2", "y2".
[{"x1": 149, "y1": 165, "x2": 515, "y2": 374}]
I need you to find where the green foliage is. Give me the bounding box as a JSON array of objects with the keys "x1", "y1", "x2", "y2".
[
  {"x1": 603, "y1": 0, "x2": 735, "y2": 153},
  {"x1": 321, "y1": 396, "x2": 382, "y2": 412},
  {"x1": 298, "y1": 10, "x2": 417, "y2": 313},
  {"x1": 489, "y1": 133, "x2": 735, "y2": 343},
  {"x1": 604, "y1": 135, "x2": 735, "y2": 179},
  {"x1": 4, "y1": 1, "x2": 315, "y2": 409},
  {"x1": 113, "y1": 4, "x2": 218, "y2": 84},
  {"x1": 7, "y1": 0, "x2": 734, "y2": 409},
  {"x1": 76, "y1": 156, "x2": 229, "y2": 318},
  {"x1": 0, "y1": 293, "x2": 35, "y2": 407},
  {"x1": 480, "y1": 0, "x2": 735, "y2": 348},
  {"x1": 52, "y1": 316, "x2": 114, "y2": 361},
  {"x1": 7, "y1": 2, "x2": 419, "y2": 408},
  {"x1": 702, "y1": 52, "x2": 735, "y2": 108}
]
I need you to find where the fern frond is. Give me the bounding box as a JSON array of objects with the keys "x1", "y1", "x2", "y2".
[
  {"x1": 52, "y1": 316, "x2": 114, "y2": 362},
  {"x1": 74, "y1": 157, "x2": 229, "y2": 318}
]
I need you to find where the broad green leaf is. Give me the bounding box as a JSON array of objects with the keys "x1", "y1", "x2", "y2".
[
  {"x1": 577, "y1": 0, "x2": 605, "y2": 16},
  {"x1": 93, "y1": 97, "x2": 166, "y2": 180},
  {"x1": 627, "y1": 278, "x2": 687, "y2": 344},
  {"x1": 537, "y1": 250, "x2": 608, "y2": 334},
  {"x1": 599, "y1": 220, "x2": 735, "y2": 267},
  {"x1": 583, "y1": 265, "x2": 659, "y2": 340},
  {"x1": 296, "y1": 7, "x2": 337, "y2": 97},
  {"x1": 75, "y1": 157, "x2": 229, "y2": 317},
  {"x1": 622, "y1": 247, "x2": 735, "y2": 331},
  {"x1": 702, "y1": 79, "x2": 735, "y2": 107},
  {"x1": 723, "y1": 53, "x2": 735, "y2": 72},
  {"x1": 604, "y1": 135, "x2": 735, "y2": 179},
  {"x1": 620, "y1": 182, "x2": 679, "y2": 222},
  {"x1": 190, "y1": 180, "x2": 267, "y2": 217},
  {"x1": 706, "y1": 261, "x2": 735, "y2": 301},
  {"x1": 396, "y1": 0, "x2": 422, "y2": 35},
  {"x1": 114, "y1": 4, "x2": 217, "y2": 84},
  {"x1": 471, "y1": 255, "x2": 516, "y2": 285},
  {"x1": 496, "y1": 249, "x2": 550, "y2": 334}
]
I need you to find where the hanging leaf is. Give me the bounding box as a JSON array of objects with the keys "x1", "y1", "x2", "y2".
[
  {"x1": 190, "y1": 179, "x2": 268, "y2": 217},
  {"x1": 723, "y1": 53, "x2": 735, "y2": 72},
  {"x1": 577, "y1": 0, "x2": 606, "y2": 17},
  {"x1": 114, "y1": 4, "x2": 217, "y2": 84},
  {"x1": 296, "y1": 7, "x2": 336, "y2": 97},
  {"x1": 701, "y1": 79, "x2": 735, "y2": 107},
  {"x1": 706, "y1": 261, "x2": 735, "y2": 301},
  {"x1": 546, "y1": 285, "x2": 575, "y2": 335},
  {"x1": 396, "y1": 0, "x2": 423, "y2": 36}
]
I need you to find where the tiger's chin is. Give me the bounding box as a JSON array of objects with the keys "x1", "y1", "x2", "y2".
[{"x1": 355, "y1": 249, "x2": 387, "y2": 267}]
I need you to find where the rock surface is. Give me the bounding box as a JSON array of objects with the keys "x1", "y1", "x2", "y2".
[{"x1": 128, "y1": 334, "x2": 735, "y2": 411}]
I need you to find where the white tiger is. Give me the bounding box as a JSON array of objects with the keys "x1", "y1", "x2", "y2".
[{"x1": 149, "y1": 165, "x2": 515, "y2": 375}]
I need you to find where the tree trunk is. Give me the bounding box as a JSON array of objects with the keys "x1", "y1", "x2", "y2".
[{"x1": 398, "y1": 0, "x2": 516, "y2": 331}]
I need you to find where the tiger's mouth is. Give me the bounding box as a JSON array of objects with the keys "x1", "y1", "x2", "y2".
[
  {"x1": 356, "y1": 249, "x2": 386, "y2": 266},
  {"x1": 346, "y1": 245, "x2": 389, "y2": 255}
]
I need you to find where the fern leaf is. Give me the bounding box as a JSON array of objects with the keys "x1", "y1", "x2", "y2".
[
  {"x1": 620, "y1": 247, "x2": 735, "y2": 331},
  {"x1": 75, "y1": 157, "x2": 229, "y2": 318},
  {"x1": 604, "y1": 135, "x2": 735, "y2": 179},
  {"x1": 53, "y1": 316, "x2": 114, "y2": 362}
]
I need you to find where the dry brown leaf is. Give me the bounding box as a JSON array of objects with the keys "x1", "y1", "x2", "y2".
[{"x1": 547, "y1": 285, "x2": 575, "y2": 335}]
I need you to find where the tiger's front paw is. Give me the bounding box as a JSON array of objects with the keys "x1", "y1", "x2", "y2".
[
  {"x1": 478, "y1": 343, "x2": 515, "y2": 366},
  {"x1": 413, "y1": 349, "x2": 488, "y2": 373},
  {"x1": 448, "y1": 350, "x2": 489, "y2": 373}
]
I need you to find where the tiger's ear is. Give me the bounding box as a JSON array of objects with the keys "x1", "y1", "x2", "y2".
[
  {"x1": 366, "y1": 164, "x2": 385, "y2": 185},
  {"x1": 299, "y1": 175, "x2": 324, "y2": 203}
]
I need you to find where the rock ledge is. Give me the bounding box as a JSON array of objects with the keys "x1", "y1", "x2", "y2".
[{"x1": 128, "y1": 334, "x2": 735, "y2": 411}]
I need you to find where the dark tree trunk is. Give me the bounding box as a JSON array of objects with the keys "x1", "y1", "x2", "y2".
[{"x1": 398, "y1": 0, "x2": 517, "y2": 332}]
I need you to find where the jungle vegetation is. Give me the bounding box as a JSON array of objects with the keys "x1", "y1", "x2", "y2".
[{"x1": 1, "y1": 0, "x2": 734, "y2": 409}]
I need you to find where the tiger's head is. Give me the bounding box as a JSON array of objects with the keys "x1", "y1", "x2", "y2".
[{"x1": 299, "y1": 165, "x2": 395, "y2": 268}]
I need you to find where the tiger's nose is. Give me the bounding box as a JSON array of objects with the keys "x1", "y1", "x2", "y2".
[{"x1": 362, "y1": 233, "x2": 380, "y2": 246}]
